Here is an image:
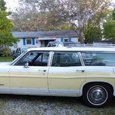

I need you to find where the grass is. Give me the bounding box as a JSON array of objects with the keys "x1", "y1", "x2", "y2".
[{"x1": 0, "y1": 56, "x2": 13, "y2": 62}]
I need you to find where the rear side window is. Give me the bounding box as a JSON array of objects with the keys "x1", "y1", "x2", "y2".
[
  {"x1": 52, "y1": 52, "x2": 81, "y2": 67},
  {"x1": 82, "y1": 52, "x2": 115, "y2": 66}
]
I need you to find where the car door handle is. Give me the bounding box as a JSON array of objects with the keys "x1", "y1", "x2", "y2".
[
  {"x1": 76, "y1": 70, "x2": 85, "y2": 72},
  {"x1": 43, "y1": 70, "x2": 46, "y2": 72},
  {"x1": 38, "y1": 70, "x2": 46, "y2": 72}
]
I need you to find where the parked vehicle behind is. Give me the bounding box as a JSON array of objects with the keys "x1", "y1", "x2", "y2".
[{"x1": 12, "y1": 48, "x2": 28, "y2": 59}]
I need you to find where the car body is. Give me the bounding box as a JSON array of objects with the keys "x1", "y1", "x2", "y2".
[{"x1": 1, "y1": 47, "x2": 115, "y2": 107}]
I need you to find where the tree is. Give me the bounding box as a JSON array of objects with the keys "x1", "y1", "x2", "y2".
[
  {"x1": 84, "y1": 9, "x2": 110, "y2": 43},
  {"x1": 84, "y1": 24, "x2": 102, "y2": 43},
  {"x1": 0, "y1": 0, "x2": 16, "y2": 46},
  {"x1": 12, "y1": 0, "x2": 111, "y2": 43},
  {"x1": 12, "y1": 12, "x2": 48, "y2": 31},
  {"x1": 103, "y1": 20, "x2": 115, "y2": 43},
  {"x1": 12, "y1": 0, "x2": 71, "y2": 31},
  {"x1": 112, "y1": 8, "x2": 115, "y2": 20},
  {"x1": 69, "y1": 0, "x2": 111, "y2": 43},
  {"x1": 103, "y1": 9, "x2": 115, "y2": 43},
  {"x1": 0, "y1": 0, "x2": 6, "y2": 10}
]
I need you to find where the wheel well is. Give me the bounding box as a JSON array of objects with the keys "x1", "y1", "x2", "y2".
[{"x1": 82, "y1": 82, "x2": 114, "y2": 94}]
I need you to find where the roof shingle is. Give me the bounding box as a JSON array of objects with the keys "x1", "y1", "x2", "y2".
[{"x1": 12, "y1": 30, "x2": 78, "y2": 38}]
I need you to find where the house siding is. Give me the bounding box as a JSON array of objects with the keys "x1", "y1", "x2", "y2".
[{"x1": 11, "y1": 31, "x2": 78, "y2": 51}]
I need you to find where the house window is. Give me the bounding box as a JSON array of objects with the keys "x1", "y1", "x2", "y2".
[
  {"x1": 27, "y1": 38, "x2": 32, "y2": 44},
  {"x1": 64, "y1": 38, "x2": 69, "y2": 42}
]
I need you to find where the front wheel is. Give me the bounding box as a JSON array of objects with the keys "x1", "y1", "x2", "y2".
[{"x1": 83, "y1": 83, "x2": 113, "y2": 107}]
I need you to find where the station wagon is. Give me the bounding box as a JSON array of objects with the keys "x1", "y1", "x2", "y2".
[{"x1": 1, "y1": 47, "x2": 115, "y2": 107}]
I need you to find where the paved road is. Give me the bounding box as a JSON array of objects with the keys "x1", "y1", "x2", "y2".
[{"x1": 0, "y1": 95, "x2": 115, "y2": 115}]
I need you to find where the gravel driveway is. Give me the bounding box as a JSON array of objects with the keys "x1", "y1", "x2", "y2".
[{"x1": 0, "y1": 95, "x2": 115, "y2": 115}]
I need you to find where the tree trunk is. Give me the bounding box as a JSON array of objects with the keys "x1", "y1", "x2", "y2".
[
  {"x1": 77, "y1": 19, "x2": 85, "y2": 44},
  {"x1": 78, "y1": 28, "x2": 85, "y2": 44}
]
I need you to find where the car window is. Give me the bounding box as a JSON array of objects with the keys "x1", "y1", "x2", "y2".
[
  {"x1": 52, "y1": 52, "x2": 81, "y2": 67},
  {"x1": 15, "y1": 51, "x2": 49, "y2": 66},
  {"x1": 33, "y1": 53, "x2": 49, "y2": 66},
  {"x1": 82, "y1": 52, "x2": 115, "y2": 66}
]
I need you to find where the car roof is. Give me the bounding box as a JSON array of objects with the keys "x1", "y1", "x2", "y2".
[{"x1": 27, "y1": 47, "x2": 115, "y2": 52}]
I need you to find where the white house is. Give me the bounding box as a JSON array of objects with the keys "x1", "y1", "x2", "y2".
[{"x1": 11, "y1": 30, "x2": 78, "y2": 51}]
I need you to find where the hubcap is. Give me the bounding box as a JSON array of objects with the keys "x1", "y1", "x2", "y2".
[{"x1": 87, "y1": 85, "x2": 108, "y2": 106}]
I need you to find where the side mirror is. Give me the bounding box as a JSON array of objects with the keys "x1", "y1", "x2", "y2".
[{"x1": 24, "y1": 62, "x2": 29, "y2": 68}]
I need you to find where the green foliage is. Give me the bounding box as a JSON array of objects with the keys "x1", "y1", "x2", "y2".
[
  {"x1": 103, "y1": 20, "x2": 115, "y2": 42},
  {"x1": 0, "y1": 0, "x2": 6, "y2": 10},
  {"x1": 1, "y1": 47, "x2": 11, "y2": 57},
  {"x1": 112, "y1": 9, "x2": 115, "y2": 20},
  {"x1": 0, "y1": 0, "x2": 17, "y2": 46},
  {"x1": 0, "y1": 56, "x2": 13, "y2": 62},
  {"x1": 85, "y1": 24, "x2": 102, "y2": 43},
  {"x1": 0, "y1": 11, "x2": 13, "y2": 31},
  {"x1": 48, "y1": 23, "x2": 73, "y2": 30},
  {"x1": 103, "y1": 9, "x2": 115, "y2": 43}
]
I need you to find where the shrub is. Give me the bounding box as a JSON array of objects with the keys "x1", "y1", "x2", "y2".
[{"x1": 1, "y1": 47, "x2": 11, "y2": 57}]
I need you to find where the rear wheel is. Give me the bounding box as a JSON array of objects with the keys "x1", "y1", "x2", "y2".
[{"x1": 83, "y1": 83, "x2": 113, "y2": 107}]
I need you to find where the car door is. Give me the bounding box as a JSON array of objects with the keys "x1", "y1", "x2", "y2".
[
  {"x1": 48, "y1": 51, "x2": 86, "y2": 96},
  {"x1": 81, "y1": 52, "x2": 115, "y2": 81},
  {"x1": 9, "y1": 51, "x2": 50, "y2": 95},
  {"x1": 0, "y1": 63, "x2": 10, "y2": 92}
]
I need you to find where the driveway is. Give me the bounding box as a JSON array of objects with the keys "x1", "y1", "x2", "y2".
[{"x1": 0, "y1": 95, "x2": 115, "y2": 115}]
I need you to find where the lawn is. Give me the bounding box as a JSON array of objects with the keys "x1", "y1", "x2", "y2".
[{"x1": 0, "y1": 56, "x2": 13, "y2": 62}]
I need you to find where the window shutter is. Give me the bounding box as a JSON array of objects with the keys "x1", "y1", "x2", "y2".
[
  {"x1": 61, "y1": 38, "x2": 63, "y2": 42},
  {"x1": 23, "y1": 38, "x2": 26, "y2": 45},
  {"x1": 32, "y1": 38, "x2": 35, "y2": 45},
  {"x1": 69, "y1": 37, "x2": 71, "y2": 42}
]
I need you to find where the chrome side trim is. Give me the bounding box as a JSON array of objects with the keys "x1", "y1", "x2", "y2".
[
  {"x1": 0, "y1": 87, "x2": 49, "y2": 95},
  {"x1": 49, "y1": 89, "x2": 81, "y2": 97},
  {"x1": 0, "y1": 87, "x2": 81, "y2": 97}
]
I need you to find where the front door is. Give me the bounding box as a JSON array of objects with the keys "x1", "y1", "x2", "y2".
[
  {"x1": 0, "y1": 64, "x2": 10, "y2": 92},
  {"x1": 10, "y1": 51, "x2": 50, "y2": 95}
]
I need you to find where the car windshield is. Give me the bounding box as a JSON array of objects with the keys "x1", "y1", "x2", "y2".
[{"x1": 11, "y1": 51, "x2": 27, "y2": 65}]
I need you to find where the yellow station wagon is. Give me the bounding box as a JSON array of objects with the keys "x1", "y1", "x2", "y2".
[{"x1": 1, "y1": 46, "x2": 115, "y2": 107}]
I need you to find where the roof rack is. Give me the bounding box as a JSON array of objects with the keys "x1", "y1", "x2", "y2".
[
  {"x1": 73, "y1": 44, "x2": 115, "y2": 48},
  {"x1": 47, "y1": 41, "x2": 115, "y2": 48},
  {"x1": 63, "y1": 43, "x2": 115, "y2": 48}
]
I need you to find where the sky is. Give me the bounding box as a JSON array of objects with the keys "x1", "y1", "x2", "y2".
[
  {"x1": 4, "y1": 0, "x2": 115, "y2": 11},
  {"x1": 4, "y1": 0, "x2": 19, "y2": 11}
]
